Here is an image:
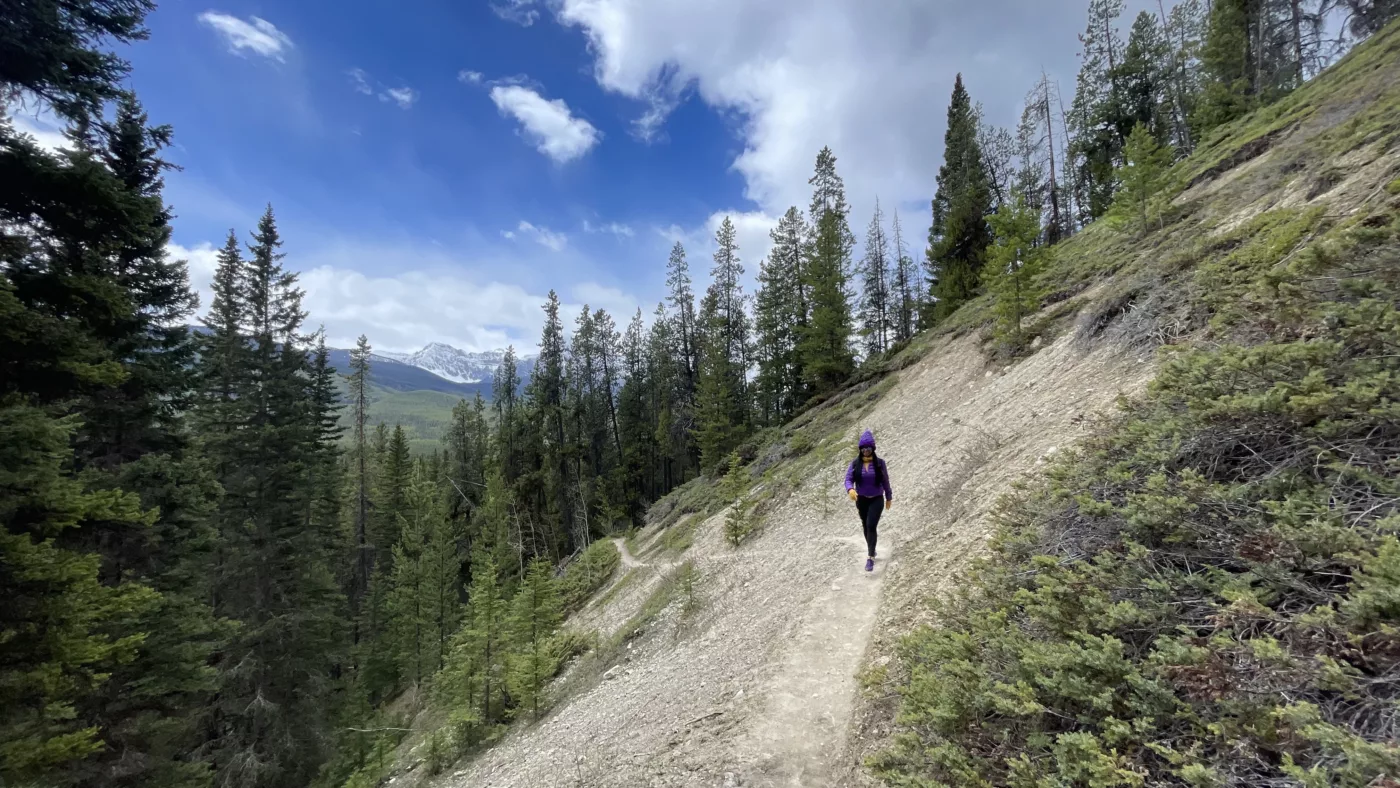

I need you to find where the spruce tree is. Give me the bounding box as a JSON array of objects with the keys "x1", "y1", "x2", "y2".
[
  {"x1": 203, "y1": 207, "x2": 348, "y2": 787},
  {"x1": 506, "y1": 559, "x2": 563, "y2": 718},
  {"x1": 799, "y1": 147, "x2": 857, "y2": 393},
  {"x1": 695, "y1": 291, "x2": 741, "y2": 471},
  {"x1": 927, "y1": 76, "x2": 994, "y2": 324},
  {"x1": 858, "y1": 199, "x2": 893, "y2": 358}
]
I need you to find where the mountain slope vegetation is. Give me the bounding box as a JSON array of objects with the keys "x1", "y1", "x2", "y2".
[{"x1": 864, "y1": 19, "x2": 1400, "y2": 787}]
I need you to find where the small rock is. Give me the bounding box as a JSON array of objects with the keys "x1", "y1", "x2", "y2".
[
  {"x1": 604, "y1": 666, "x2": 621, "y2": 680},
  {"x1": 723, "y1": 772, "x2": 742, "y2": 788},
  {"x1": 1030, "y1": 335, "x2": 1043, "y2": 349}
]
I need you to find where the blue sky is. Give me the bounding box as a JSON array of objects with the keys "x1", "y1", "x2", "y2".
[{"x1": 10, "y1": 0, "x2": 1171, "y2": 353}]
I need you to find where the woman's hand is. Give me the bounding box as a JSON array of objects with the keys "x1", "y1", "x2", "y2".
[
  {"x1": 848, "y1": 489, "x2": 857, "y2": 502},
  {"x1": 885, "y1": 499, "x2": 893, "y2": 511}
]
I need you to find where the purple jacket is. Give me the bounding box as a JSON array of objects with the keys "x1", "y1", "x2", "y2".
[{"x1": 844, "y1": 430, "x2": 893, "y2": 500}]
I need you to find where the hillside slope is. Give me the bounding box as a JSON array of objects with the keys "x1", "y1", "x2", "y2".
[{"x1": 411, "y1": 20, "x2": 1400, "y2": 788}]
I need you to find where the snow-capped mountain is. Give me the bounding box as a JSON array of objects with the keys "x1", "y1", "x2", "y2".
[{"x1": 390, "y1": 343, "x2": 532, "y2": 385}]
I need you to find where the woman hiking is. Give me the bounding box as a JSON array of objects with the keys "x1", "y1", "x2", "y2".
[{"x1": 844, "y1": 429, "x2": 893, "y2": 572}]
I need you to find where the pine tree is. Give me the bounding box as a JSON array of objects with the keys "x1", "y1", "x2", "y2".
[
  {"x1": 927, "y1": 76, "x2": 995, "y2": 324},
  {"x1": 695, "y1": 292, "x2": 741, "y2": 472},
  {"x1": 858, "y1": 199, "x2": 893, "y2": 358},
  {"x1": 1116, "y1": 11, "x2": 1171, "y2": 147},
  {"x1": 1021, "y1": 74, "x2": 1071, "y2": 240},
  {"x1": 1068, "y1": 0, "x2": 1128, "y2": 220},
  {"x1": 526, "y1": 292, "x2": 571, "y2": 557},
  {"x1": 492, "y1": 346, "x2": 521, "y2": 481},
  {"x1": 349, "y1": 335, "x2": 373, "y2": 637},
  {"x1": 1118, "y1": 122, "x2": 1174, "y2": 232},
  {"x1": 800, "y1": 147, "x2": 857, "y2": 392},
  {"x1": 375, "y1": 425, "x2": 413, "y2": 574},
  {"x1": 386, "y1": 466, "x2": 452, "y2": 686},
  {"x1": 464, "y1": 553, "x2": 508, "y2": 726},
  {"x1": 707, "y1": 216, "x2": 752, "y2": 425},
  {"x1": 890, "y1": 209, "x2": 918, "y2": 344},
  {"x1": 753, "y1": 253, "x2": 794, "y2": 425},
  {"x1": 506, "y1": 559, "x2": 563, "y2": 718},
  {"x1": 665, "y1": 242, "x2": 700, "y2": 395},
  {"x1": 983, "y1": 194, "x2": 1046, "y2": 344},
  {"x1": 769, "y1": 206, "x2": 812, "y2": 401}
]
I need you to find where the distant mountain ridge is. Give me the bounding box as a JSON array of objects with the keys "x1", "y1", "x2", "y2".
[
  {"x1": 326, "y1": 342, "x2": 535, "y2": 399},
  {"x1": 381, "y1": 342, "x2": 534, "y2": 386}
]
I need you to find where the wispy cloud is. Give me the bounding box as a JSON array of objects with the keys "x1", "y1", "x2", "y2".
[
  {"x1": 380, "y1": 87, "x2": 418, "y2": 109},
  {"x1": 458, "y1": 70, "x2": 484, "y2": 84},
  {"x1": 197, "y1": 11, "x2": 293, "y2": 62},
  {"x1": 489, "y1": 85, "x2": 600, "y2": 163},
  {"x1": 348, "y1": 68, "x2": 417, "y2": 109},
  {"x1": 348, "y1": 68, "x2": 374, "y2": 95},
  {"x1": 510, "y1": 220, "x2": 568, "y2": 252},
  {"x1": 491, "y1": 0, "x2": 539, "y2": 26},
  {"x1": 584, "y1": 219, "x2": 635, "y2": 239}
]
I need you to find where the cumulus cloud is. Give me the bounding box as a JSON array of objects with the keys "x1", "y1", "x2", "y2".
[
  {"x1": 198, "y1": 11, "x2": 294, "y2": 62},
  {"x1": 458, "y1": 70, "x2": 484, "y2": 84},
  {"x1": 553, "y1": 0, "x2": 1104, "y2": 221},
  {"x1": 511, "y1": 220, "x2": 568, "y2": 252},
  {"x1": 489, "y1": 85, "x2": 600, "y2": 163}
]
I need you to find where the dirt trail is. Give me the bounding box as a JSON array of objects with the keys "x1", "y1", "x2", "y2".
[
  {"x1": 614, "y1": 538, "x2": 646, "y2": 569},
  {"x1": 440, "y1": 325, "x2": 1155, "y2": 788},
  {"x1": 739, "y1": 533, "x2": 888, "y2": 787}
]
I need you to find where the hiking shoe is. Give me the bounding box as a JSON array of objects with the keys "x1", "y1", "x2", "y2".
[{"x1": 865, "y1": 557, "x2": 874, "y2": 572}]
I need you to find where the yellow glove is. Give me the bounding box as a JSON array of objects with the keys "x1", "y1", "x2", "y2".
[
  {"x1": 885, "y1": 499, "x2": 893, "y2": 511},
  {"x1": 848, "y1": 489, "x2": 857, "y2": 502}
]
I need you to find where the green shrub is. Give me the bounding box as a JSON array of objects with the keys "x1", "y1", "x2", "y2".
[
  {"x1": 559, "y1": 540, "x2": 621, "y2": 615},
  {"x1": 873, "y1": 214, "x2": 1400, "y2": 786}
]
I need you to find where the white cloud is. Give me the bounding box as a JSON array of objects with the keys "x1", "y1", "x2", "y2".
[
  {"x1": 6, "y1": 104, "x2": 69, "y2": 153},
  {"x1": 348, "y1": 68, "x2": 374, "y2": 95},
  {"x1": 513, "y1": 220, "x2": 568, "y2": 252},
  {"x1": 349, "y1": 68, "x2": 417, "y2": 109},
  {"x1": 492, "y1": 0, "x2": 540, "y2": 26},
  {"x1": 172, "y1": 238, "x2": 639, "y2": 353},
  {"x1": 168, "y1": 242, "x2": 222, "y2": 315},
  {"x1": 583, "y1": 219, "x2": 635, "y2": 239},
  {"x1": 458, "y1": 70, "x2": 484, "y2": 84},
  {"x1": 198, "y1": 11, "x2": 293, "y2": 62},
  {"x1": 553, "y1": 0, "x2": 1110, "y2": 223},
  {"x1": 653, "y1": 209, "x2": 778, "y2": 295},
  {"x1": 489, "y1": 85, "x2": 601, "y2": 164},
  {"x1": 380, "y1": 87, "x2": 418, "y2": 109}
]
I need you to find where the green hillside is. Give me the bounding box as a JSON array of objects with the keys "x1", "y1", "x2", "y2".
[
  {"x1": 334, "y1": 380, "x2": 472, "y2": 456},
  {"x1": 867, "y1": 19, "x2": 1400, "y2": 786}
]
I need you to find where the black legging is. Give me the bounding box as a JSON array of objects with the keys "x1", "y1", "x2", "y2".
[{"x1": 855, "y1": 496, "x2": 884, "y2": 558}]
